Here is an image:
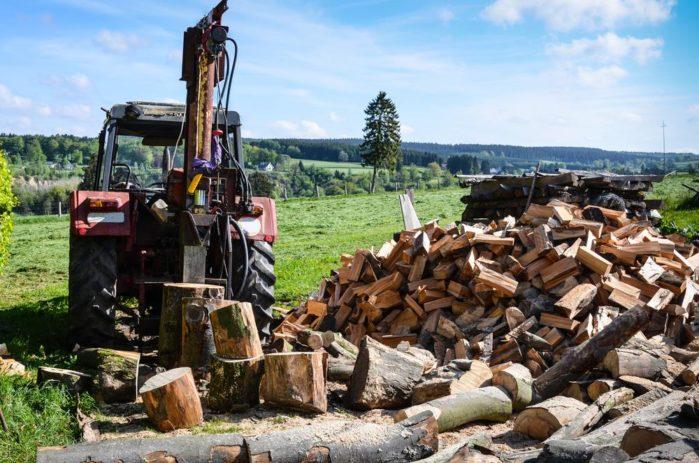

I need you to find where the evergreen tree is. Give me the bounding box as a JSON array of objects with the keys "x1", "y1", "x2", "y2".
[{"x1": 359, "y1": 91, "x2": 402, "y2": 193}]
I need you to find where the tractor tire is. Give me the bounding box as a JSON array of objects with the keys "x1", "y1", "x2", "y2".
[
  {"x1": 68, "y1": 235, "x2": 119, "y2": 348},
  {"x1": 235, "y1": 240, "x2": 276, "y2": 342}
]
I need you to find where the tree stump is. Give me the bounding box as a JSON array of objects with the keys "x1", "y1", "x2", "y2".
[
  {"x1": 210, "y1": 301, "x2": 263, "y2": 359},
  {"x1": 37, "y1": 366, "x2": 92, "y2": 393},
  {"x1": 160, "y1": 283, "x2": 224, "y2": 368},
  {"x1": 139, "y1": 367, "x2": 203, "y2": 431},
  {"x1": 179, "y1": 297, "x2": 229, "y2": 373},
  {"x1": 394, "y1": 386, "x2": 512, "y2": 432},
  {"x1": 208, "y1": 354, "x2": 264, "y2": 412},
  {"x1": 493, "y1": 363, "x2": 533, "y2": 411},
  {"x1": 347, "y1": 336, "x2": 424, "y2": 410},
  {"x1": 513, "y1": 396, "x2": 586, "y2": 440},
  {"x1": 76, "y1": 348, "x2": 140, "y2": 403},
  {"x1": 260, "y1": 352, "x2": 327, "y2": 413}
]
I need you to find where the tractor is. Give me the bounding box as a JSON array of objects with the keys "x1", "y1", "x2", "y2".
[{"x1": 68, "y1": 1, "x2": 276, "y2": 350}]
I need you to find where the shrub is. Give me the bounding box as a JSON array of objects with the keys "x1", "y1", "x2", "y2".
[{"x1": 0, "y1": 149, "x2": 17, "y2": 271}]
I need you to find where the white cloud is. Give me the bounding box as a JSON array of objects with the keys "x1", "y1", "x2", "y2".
[
  {"x1": 95, "y1": 29, "x2": 144, "y2": 53},
  {"x1": 329, "y1": 111, "x2": 343, "y2": 122},
  {"x1": 36, "y1": 105, "x2": 52, "y2": 116},
  {"x1": 437, "y1": 8, "x2": 455, "y2": 23},
  {"x1": 18, "y1": 116, "x2": 32, "y2": 129},
  {"x1": 0, "y1": 84, "x2": 32, "y2": 109},
  {"x1": 57, "y1": 104, "x2": 91, "y2": 120},
  {"x1": 301, "y1": 120, "x2": 327, "y2": 137},
  {"x1": 273, "y1": 120, "x2": 297, "y2": 132},
  {"x1": 46, "y1": 73, "x2": 92, "y2": 91},
  {"x1": 241, "y1": 128, "x2": 255, "y2": 138},
  {"x1": 483, "y1": 0, "x2": 675, "y2": 31},
  {"x1": 272, "y1": 119, "x2": 327, "y2": 137},
  {"x1": 401, "y1": 123, "x2": 415, "y2": 136},
  {"x1": 576, "y1": 65, "x2": 628, "y2": 88},
  {"x1": 548, "y1": 33, "x2": 663, "y2": 64}
]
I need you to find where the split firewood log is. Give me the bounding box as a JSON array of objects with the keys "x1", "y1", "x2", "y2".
[
  {"x1": 139, "y1": 367, "x2": 203, "y2": 431},
  {"x1": 394, "y1": 386, "x2": 512, "y2": 432},
  {"x1": 208, "y1": 354, "x2": 264, "y2": 412},
  {"x1": 260, "y1": 351, "x2": 327, "y2": 413},
  {"x1": 513, "y1": 396, "x2": 586, "y2": 440},
  {"x1": 76, "y1": 348, "x2": 140, "y2": 403}
]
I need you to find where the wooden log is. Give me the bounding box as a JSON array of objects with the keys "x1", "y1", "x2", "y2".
[
  {"x1": 620, "y1": 420, "x2": 699, "y2": 458},
  {"x1": 37, "y1": 433, "x2": 247, "y2": 463},
  {"x1": 493, "y1": 363, "x2": 533, "y2": 411},
  {"x1": 37, "y1": 366, "x2": 92, "y2": 393},
  {"x1": 607, "y1": 387, "x2": 670, "y2": 419},
  {"x1": 76, "y1": 348, "x2": 140, "y2": 403},
  {"x1": 260, "y1": 351, "x2": 327, "y2": 413},
  {"x1": 394, "y1": 386, "x2": 512, "y2": 432},
  {"x1": 245, "y1": 411, "x2": 438, "y2": 463},
  {"x1": 410, "y1": 360, "x2": 490, "y2": 405},
  {"x1": 413, "y1": 434, "x2": 494, "y2": 463},
  {"x1": 680, "y1": 357, "x2": 699, "y2": 385},
  {"x1": 327, "y1": 356, "x2": 355, "y2": 382},
  {"x1": 554, "y1": 283, "x2": 596, "y2": 319},
  {"x1": 139, "y1": 367, "x2": 203, "y2": 431},
  {"x1": 603, "y1": 348, "x2": 666, "y2": 379},
  {"x1": 539, "y1": 440, "x2": 630, "y2": 463},
  {"x1": 587, "y1": 379, "x2": 622, "y2": 401},
  {"x1": 208, "y1": 354, "x2": 264, "y2": 412},
  {"x1": 210, "y1": 300, "x2": 263, "y2": 359},
  {"x1": 347, "y1": 336, "x2": 424, "y2": 410},
  {"x1": 160, "y1": 283, "x2": 224, "y2": 368},
  {"x1": 533, "y1": 306, "x2": 652, "y2": 400},
  {"x1": 180, "y1": 297, "x2": 229, "y2": 373},
  {"x1": 513, "y1": 396, "x2": 586, "y2": 440},
  {"x1": 618, "y1": 375, "x2": 672, "y2": 395},
  {"x1": 547, "y1": 387, "x2": 634, "y2": 442},
  {"x1": 626, "y1": 439, "x2": 699, "y2": 463}
]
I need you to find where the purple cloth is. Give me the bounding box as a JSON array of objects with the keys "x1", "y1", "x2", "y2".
[{"x1": 192, "y1": 135, "x2": 222, "y2": 173}]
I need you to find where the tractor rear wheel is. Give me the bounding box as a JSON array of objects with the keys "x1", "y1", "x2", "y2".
[
  {"x1": 235, "y1": 240, "x2": 276, "y2": 342},
  {"x1": 68, "y1": 235, "x2": 119, "y2": 347}
]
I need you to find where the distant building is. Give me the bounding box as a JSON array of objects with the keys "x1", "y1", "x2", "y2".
[{"x1": 258, "y1": 162, "x2": 274, "y2": 172}]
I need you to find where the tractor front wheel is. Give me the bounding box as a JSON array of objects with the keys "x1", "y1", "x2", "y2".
[{"x1": 68, "y1": 235, "x2": 120, "y2": 347}]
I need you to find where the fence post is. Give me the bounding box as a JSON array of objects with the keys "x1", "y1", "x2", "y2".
[{"x1": 58, "y1": 201, "x2": 62, "y2": 217}]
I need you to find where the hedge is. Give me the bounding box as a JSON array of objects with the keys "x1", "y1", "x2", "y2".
[{"x1": 0, "y1": 149, "x2": 16, "y2": 270}]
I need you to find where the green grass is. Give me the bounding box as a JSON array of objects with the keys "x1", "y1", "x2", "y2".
[
  {"x1": 647, "y1": 172, "x2": 699, "y2": 232},
  {"x1": 289, "y1": 158, "x2": 374, "y2": 174}
]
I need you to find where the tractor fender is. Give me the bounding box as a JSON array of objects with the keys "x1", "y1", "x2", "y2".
[
  {"x1": 238, "y1": 196, "x2": 278, "y2": 244},
  {"x1": 70, "y1": 191, "x2": 132, "y2": 237}
]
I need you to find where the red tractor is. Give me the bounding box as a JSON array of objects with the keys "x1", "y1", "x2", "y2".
[{"x1": 68, "y1": 1, "x2": 276, "y2": 349}]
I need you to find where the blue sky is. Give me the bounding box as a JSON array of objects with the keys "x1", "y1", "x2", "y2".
[{"x1": 0, "y1": 0, "x2": 697, "y2": 153}]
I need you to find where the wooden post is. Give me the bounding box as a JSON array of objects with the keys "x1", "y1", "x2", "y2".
[
  {"x1": 259, "y1": 352, "x2": 328, "y2": 413},
  {"x1": 209, "y1": 301, "x2": 263, "y2": 359},
  {"x1": 57, "y1": 201, "x2": 62, "y2": 217},
  {"x1": 139, "y1": 367, "x2": 203, "y2": 431},
  {"x1": 159, "y1": 283, "x2": 224, "y2": 369}
]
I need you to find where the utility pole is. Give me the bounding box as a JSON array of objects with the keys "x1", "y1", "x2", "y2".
[{"x1": 661, "y1": 121, "x2": 667, "y2": 174}]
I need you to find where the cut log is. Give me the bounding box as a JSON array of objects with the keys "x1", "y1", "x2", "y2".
[
  {"x1": 37, "y1": 433, "x2": 246, "y2": 463},
  {"x1": 208, "y1": 354, "x2": 264, "y2": 412},
  {"x1": 626, "y1": 439, "x2": 699, "y2": 463},
  {"x1": 554, "y1": 283, "x2": 597, "y2": 319},
  {"x1": 680, "y1": 357, "x2": 699, "y2": 385},
  {"x1": 327, "y1": 356, "x2": 355, "y2": 382},
  {"x1": 210, "y1": 300, "x2": 263, "y2": 359},
  {"x1": 603, "y1": 348, "x2": 666, "y2": 379},
  {"x1": 347, "y1": 336, "x2": 424, "y2": 410},
  {"x1": 546, "y1": 387, "x2": 634, "y2": 442},
  {"x1": 587, "y1": 379, "x2": 622, "y2": 401},
  {"x1": 493, "y1": 363, "x2": 533, "y2": 411},
  {"x1": 539, "y1": 440, "x2": 629, "y2": 463},
  {"x1": 139, "y1": 367, "x2": 203, "y2": 431},
  {"x1": 411, "y1": 360, "x2": 490, "y2": 405},
  {"x1": 607, "y1": 387, "x2": 670, "y2": 419},
  {"x1": 37, "y1": 367, "x2": 92, "y2": 393},
  {"x1": 394, "y1": 386, "x2": 512, "y2": 432},
  {"x1": 413, "y1": 434, "x2": 493, "y2": 463},
  {"x1": 160, "y1": 283, "x2": 224, "y2": 368},
  {"x1": 513, "y1": 396, "x2": 586, "y2": 440},
  {"x1": 618, "y1": 375, "x2": 672, "y2": 395},
  {"x1": 76, "y1": 348, "x2": 140, "y2": 404},
  {"x1": 620, "y1": 419, "x2": 699, "y2": 458},
  {"x1": 245, "y1": 411, "x2": 438, "y2": 463},
  {"x1": 180, "y1": 297, "x2": 229, "y2": 373},
  {"x1": 533, "y1": 306, "x2": 652, "y2": 400},
  {"x1": 260, "y1": 351, "x2": 327, "y2": 413}
]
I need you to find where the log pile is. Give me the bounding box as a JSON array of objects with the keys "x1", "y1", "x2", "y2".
[{"x1": 460, "y1": 171, "x2": 664, "y2": 222}]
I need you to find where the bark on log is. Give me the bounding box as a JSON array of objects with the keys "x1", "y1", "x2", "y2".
[
  {"x1": 620, "y1": 416, "x2": 699, "y2": 458},
  {"x1": 139, "y1": 367, "x2": 203, "y2": 431},
  {"x1": 76, "y1": 348, "x2": 140, "y2": 403},
  {"x1": 37, "y1": 433, "x2": 246, "y2": 463},
  {"x1": 546, "y1": 387, "x2": 634, "y2": 442},
  {"x1": 327, "y1": 356, "x2": 355, "y2": 382},
  {"x1": 539, "y1": 440, "x2": 630, "y2": 463},
  {"x1": 37, "y1": 367, "x2": 92, "y2": 393},
  {"x1": 394, "y1": 386, "x2": 512, "y2": 432},
  {"x1": 180, "y1": 297, "x2": 229, "y2": 373},
  {"x1": 626, "y1": 439, "x2": 699, "y2": 463},
  {"x1": 617, "y1": 375, "x2": 672, "y2": 395},
  {"x1": 513, "y1": 396, "x2": 586, "y2": 440},
  {"x1": 347, "y1": 336, "x2": 424, "y2": 410},
  {"x1": 680, "y1": 357, "x2": 699, "y2": 385},
  {"x1": 493, "y1": 363, "x2": 533, "y2": 411},
  {"x1": 160, "y1": 283, "x2": 224, "y2": 369},
  {"x1": 245, "y1": 411, "x2": 439, "y2": 463},
  {"x1": 413, "y1": 434, "x2": 493, "y2": 463},
  {"x1": 607, "y1": 387, "x2": 670, "y2": 419},
  {"x1": 411, "y1": 360, "x2": 490, "y2": 405},
  {"x1": 260, "y1": 351, "x2": 327, "y2": 413},
  {"x1": 602, "y1": 348, "x2": 666, "y2": 379},
  {"x1": 210, "y1": 301, "x2": 263, "y2": 359},
  {"x1": 533, "y1": 306, "x2": 652, "y2": 400},
  {"x1": 208, "y1": 354, "x2": 264, "y2": 412}
]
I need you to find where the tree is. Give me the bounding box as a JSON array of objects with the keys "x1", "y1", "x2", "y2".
[{"x1": 359, "y1": 91, "x2": 402, "y2": 193}]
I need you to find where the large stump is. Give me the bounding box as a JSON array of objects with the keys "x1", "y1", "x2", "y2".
[
  {"x1": 208, "y1": 354, "x2": 264, "y2": 412},
  {"x1": 180, "y1": 297, "x2": 229, "y2": 373},
  {"x1": 347, "y1": 335, "x2": 424, "y2": 410},
  {"x1": 260, "y1": 351, "x2": 327, "y2": 413},
  {"x1": 159, "y1": 283, "x2": 224, "y2": 368},
  {"x1": 513, "y1": 396, "x2": 586, "y2": 440},
  {"x1": 76, "y1": 348, "x2": 140, "y2": 403},
  {"x1": 210, "y1": 300, "x2": 263, "y2": 359},
  {"x1": 394, "y1": 386, "x2": 512, "y2": 432},
  {"x1": 139, "y1": 367, "x2": 203, "y2": 431}
]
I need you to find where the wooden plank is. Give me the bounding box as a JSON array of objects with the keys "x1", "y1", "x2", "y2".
[{"x1": 399, "y1": 194, "x2": 421, "y2": 231}]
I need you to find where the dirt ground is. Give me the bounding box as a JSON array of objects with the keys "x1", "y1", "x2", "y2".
[{"x1": 92, "y1": 380, "x2": 539, "y2": 455}]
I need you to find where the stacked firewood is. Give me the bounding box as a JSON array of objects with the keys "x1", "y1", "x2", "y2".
[{"x1": 278, "y1": 200, "x2": 696, "y2": 372}]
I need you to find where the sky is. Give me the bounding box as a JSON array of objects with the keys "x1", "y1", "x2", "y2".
[{"x1": 0, "y1": 0, "x2": 697, "y2": 153}]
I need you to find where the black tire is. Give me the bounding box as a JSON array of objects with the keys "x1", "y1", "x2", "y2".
[
  {"x1": 235, "y1": 240, "x2": 276, "y2": 341},
  {"x1": 68, "y1": 235, "x2": 119, "y2": 347}
]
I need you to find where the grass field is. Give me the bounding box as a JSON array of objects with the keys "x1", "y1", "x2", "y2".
[
  {"x1": 288, "y1": 158, "x2": 374, "y2": 174},
  {"x1": 0, "y1": 187, "x2": 465, "y2": 462}
]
